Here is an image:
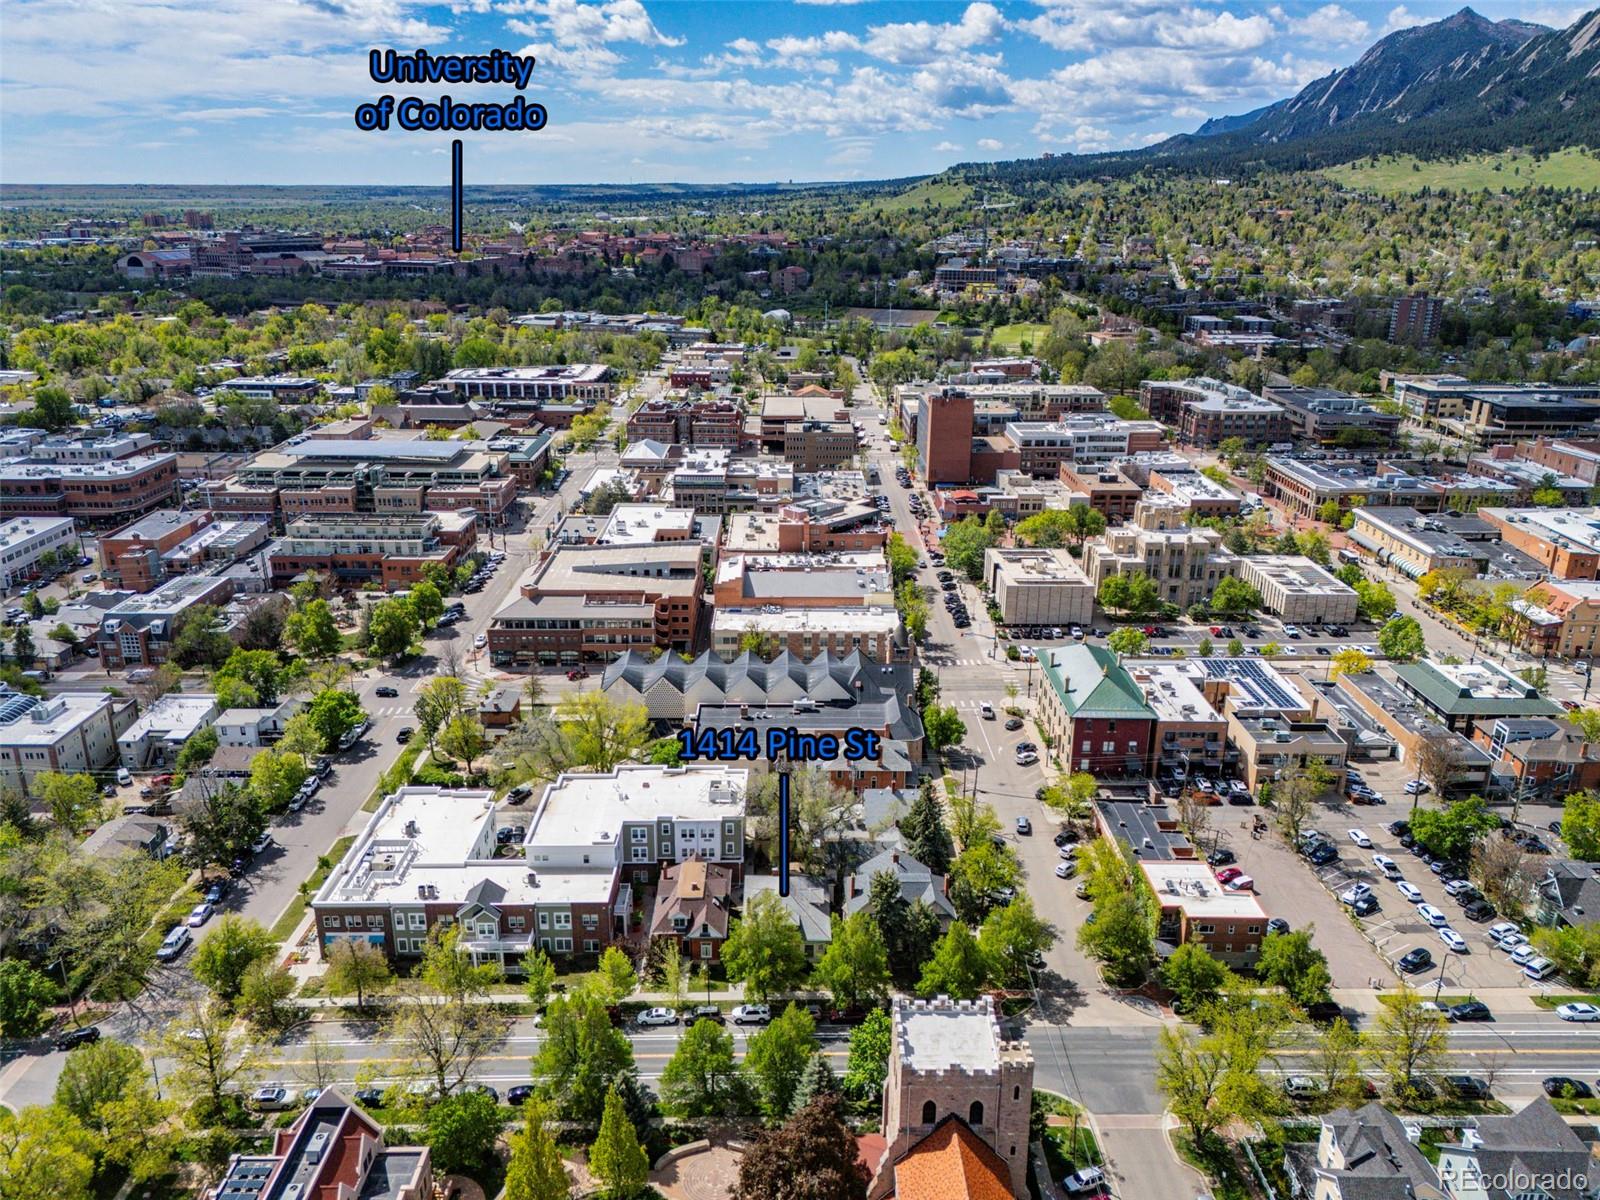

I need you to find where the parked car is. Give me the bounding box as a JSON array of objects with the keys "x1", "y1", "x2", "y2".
[
  {"x1": 1061, "y1": 1167, "x2": 1107, "y2": 1195},
  {"x1": 1348, "y1": 829, "x2": 1372, "y2": 848},
  {"x1": 53, "y1": 1025, "x2": 101, "y2": 1051},
  {"x1": 1055, "y1": 862, "x2": 1076, "y2": 879},
  {"x1": 1439, "y1": 928, "x2": 1469, "y2": 954},
  {"x1": 1445, "y1": 1075, "x2": 1492, "y2": 1100},
  {"x1": 1404, "y1": 780, "x2": 1430, "y2": 795},
  {"x1": 688, "y1": 1005, "x2": 724, "y2": 1025},
  {"x1": 1461, "y1": 899, "x2": 1497, "y2": 922},
  {"x1": 1004, "y1": 716, "x2": 1024, "y2": 731},
  {"x1": 1284, "y1": 1076, "x2": 1322, "y2": 1098},
  {"x1": 1351, "y1": 894, "x2": 1379, "y2": 916},
  {"x1": 1207, "y1": 848, "x2": 1236, "y2": 867},
  {"x1": 1338, "y1": 883, "x2": 1374, "y2": 906},
  {"x1": 251, "y1": 1086, "x2": 294, "y2": 1111},
  {"x1": 1397, "y1": 948, "x2": 1433, "y2": 973},
  {"x1": 1449, "y1": 1000, "x2": 1491, "y2": 1022},
  {"x1": 155, "y1": 925, "x2": 191, "y2": 962},
  {"x1": 1215, "y1": 866, "x2": 1244, "y2": 884},
  {"x1": 1557, "y1": 1003, "x2": 1600, "y2": 1022},
  {"x1": 506, "y1": 1085, "x2": 536, "y2": 1106},
  {"x1": 1543, "y1": 1077, "x2": 1593, "y2": 1098},
  {"x1": 731, "y1": 1004, "x2": 771, "y2": 1025},
  {"x1": 1418, "y1": 904, "x2": 1448, "y2": 927},
  {"x1": 186, "y1": 902, "x2": 214, "y2": 927},
  {"x1": 1396, "y1": 881, "x2": 1425, "y2": 903},
  {"x1": 1266, "y1": 917, "x2": 1290, "y2": 935}
]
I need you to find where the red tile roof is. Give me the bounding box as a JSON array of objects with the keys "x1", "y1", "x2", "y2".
[{"x1": 891, "y1": 1118, "x2": 1015, "y2": 1200}]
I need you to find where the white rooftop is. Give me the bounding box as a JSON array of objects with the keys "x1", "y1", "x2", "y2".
[
  {"x1": 1126, "y1": 663, "x2": 1223, "y2": 724},
  {"x1": 529, "y1": 765, "x2": 746, "y2": 849},
  {"x1": 1141, "y1": 860, "x2": 1266, "y2": 918},
  {"x1": 895, "y1": 995, "x2": 1002, "y2": 1073},
  {"x1": 711, "y1": 606, "x2": 900, "y2": 634},
  {"x1": 0, "y1": 692, "x2": 116, "y2": 747}
]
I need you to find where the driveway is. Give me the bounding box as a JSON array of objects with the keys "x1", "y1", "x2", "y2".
[{"x1": 1095, "y1": 1120, "x2": 1207, "y2": 1200}]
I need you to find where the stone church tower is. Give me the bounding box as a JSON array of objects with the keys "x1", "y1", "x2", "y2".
[{"x1": 868, "y1": 995, "x2": 1035, "y2": 1199}]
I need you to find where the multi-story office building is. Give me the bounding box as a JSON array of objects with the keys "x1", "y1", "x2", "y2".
[
  {"x1": 488, "y1": 542, "x2": 703, "y2": 667},
  {"x1": 1139, "y1": 377, "x2": 1290, "y2": 448},
  {"x1": 1263, "y1": 457, "x2": 1518, "y2": 520},
  {"x1": 438, "y1": 364, "x2": 614, "y2": 404},
  {"x1": 625, "y1": 399, "x2": 746, "y2": 448},
  {"x1": 266, "y1": 512, "x2": 477, "y2": 590},
  {"x1": 664, "y1": 449, "x2": 793, "y2": 513},
  {"x1": 311, "y1": 768, "x2": 748, "y2": 967},
  {"x1": 1347, "y1": 507, "x2": 1494, "y2": 579},
  {"x1": 783, "y1": 421, "x2": 858, "y2": 471},
  {"x1": 204, "y1": 438, "x2": 518, "y2": 525},
  {"x1": 982, "y1": 548, "x2": 1095, "y2": 627},
  {"x1": 1083, "y1": 521, "x2": 1240, "y2": 611},
  {"x1": 218, "y1": 375, "x2": 323, "y2": 402},
  {"x1": 712, "y1": 550, "x2": 892, "y2": 610},
  {"x1": 0, "y1": 517, "x2": 77, "y2": 588},
  {"x1": 1235, "y1": 556, "x2": 1359, "y2": 624},
  {"x1": 1478, "y1": 507, "x2": 1600, "y2": 580},
  {"x1": 1260, "y1": 384, "x2": 1403, "y2": 445},
  {"x1": 1128, "y1": 663, "x2": 1228, "y2": 782},
  {"x1": 1226, "y1": 713, "x2": 1349, "y2": 795},
  {"x1": 0, "y1": 454, "x2": 180, "y2": 528},
  {"x1": 1058, "y1": 464, "x2": 1144, "y2": 521},
  {"x1": 0, "y1": 690, "x2": 135, "y2": 792},
  {"x1": 916, "y1": 389, "x2": 976, "y2": 484},
  {"x1": 1003, "y1": 416, "x2": 1165, "y2": 477},
  {"x1": 98, "y1": 509, "x2": 270, "y2": 592},
  {"x1": 1390, "y1": 376, "x2": 1600, "y2": 425},
  {"x1": 710, "y1": 607, "x2": 903, "y2": 663},
  {"x1": 1035, "y1": 644, "x2": 1157, "y2": 778}
]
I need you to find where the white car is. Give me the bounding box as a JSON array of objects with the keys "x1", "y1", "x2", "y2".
[
  {"x1": 1404, "y1": 780, "x2": 1430, "y2": 795},
  {"x1": 1509, "y1": 943, "x2": 1539, "y2": 966},
  {"x1": 251, "y1": 1086, "x2": 294, "y2": 1111},
  {"x1": 1223, "y1": 874, "x2": 1254, "y2": 892},
  {"x1": 1557, "y1": 1003, "x2": 1600, "y2": 1022},
  {"x1": 1418, "y1": 904, "x2": 1448, "y2": 927},
  {"x1": 1396, "y1": 881, "x2": 1425, "y2": 903},
  {"x1": 250, "y1": 832, "x2": 272, "y2": 855},
  {"x1": 1054, "y1": 862, "x2": 1074, "y2": 879},
  {"x1": 1439, "y1": 927, "x2": 1468, "y2": 953},
  {"x1": 1373, "y1": 853, "x2": 1400, "y2": 876},
  {"x1": 1348, "y1": 829, "x2": 1372, "y2": 848},
  {"x1": 1061, "y1": 1167, "x2": 1106, "y2": 1195},
  {"x1": 185, "y1": 902, "x2": 214, "y2": 928},
  {"x1": 635, "y1": 1007, "x2": 678, "y2": 1027},
  {"x1": 1496, "y1": 931, "x2": 1529, "y2": 952},
  {"x1": 1488, "y1": 922, "x2": 1522, "y2": 944},
  {"x1": 473, "y1": 633, "x2": 488, "y2": 650},
  {"x1": 1283, "y1": 624, "x2": 1303, "y2": 637},
  {"x1": 731, "y1": 1004, "x2": 770, "y2": 1025},
  {"x1": 1339, "y1": 883, "x2": 1374, "y2": 906},
  {"x1": 1015, "y1": 751, "x2": 1040, "y2": 767}
]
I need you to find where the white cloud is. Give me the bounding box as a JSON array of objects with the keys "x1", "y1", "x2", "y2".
[
  {"x1": 1019, "y1": 4, "x2": 1275, "y2": 53},
  {"x1": 1380, "y1": 5, "x2": 1419, "y2": 35},
  {"x1": 503, "y1": 0, "x2": 681, "y2": 46},
  {"x1": 976, "y1": 137, "x2": 1004, "y2": 150},
  {"x1": 859, "y1": 2, "x2": 1006, "y2": 65},
  {"x1": 933, "y1": 140, "x2": 962, "y2": 152},
  {"x1": 509, "y1": 37, "x2": 625, "y2": 73},
  {"x1": 1288, "y1": 3, "x2": 1368, "y2": 44}
]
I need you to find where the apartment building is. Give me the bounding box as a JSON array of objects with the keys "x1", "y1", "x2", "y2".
[
  {"x1": 710, "y1": 607, "x2": 903, "y2": 663},
  {"x1": 1514, "y1": 436, "x2": 1600, "y2": 484},
  {"x1": 759, "y1": 393, "x2": 846, "y2": 452},
  {"x1": 712, "y1": 550, "x2": 892, "y2": 610},
  {"x1": 1226, "y1": 713, "x2": 1348, "y2": 795},
  {"x1": 1142, "y1": 859, "x2": 1268, "y2": 968},
  {"x1": 982, "y1": 548, "x2": 1095, "y2": 627},
  {"x1": 95, "y1": 573, "x2": 238, "y2": 667},
  {"x1": 1259, "y1": 385, "x2": 1402, "y2": 445},
  {"x1": 1387, "y1": 293, "x2": 1445, "y2": 345},
  {"x1": 439, "y1": 364, "x2": 614, "y2": 405},
  {"x1": 311, "y1": 768, "x2": 748, "y2": 968},
  {"x1": 0, "y1": 690, "x2": 135, "y2": 793},
  {"x1": 1486, "y1": 717, "x2": 1600, "y2": 800},
  {"x1": 1083, "y1": 521, "x2": 1240, "y2": 611},
  {"x1": 1478, "y1": 507, "x2": 1600, "y2": 579},
  {"x1": 488, "y1": 542, "x2": 702, "y2": 667},
  {"x1": 1139, "y1": 378, "x2": 1290, "y2": 448},
  {"x1": 1347, "y1": 507, "x2": 1493, "y2": 579},
  {"x1": 692, "y1": 695, "x2": 920, "y2": 793},
  {"x1": 0, "y1": 517, "x2": 77, "y2": 588},
  {"x1": 1235, "y1": 556, "x2": 1359, "y2": 624},
  {"x1": 220, "y1": 375, "x2": 322, "y2": 402},
  {"x1": 204, "y1": 438, "x2": 518, "y2": 525},
  {"x1": 0, "y1": 454, "x2": 181, "y2": 528},
  {"x1": 1263, "y1": 457, "x2": 1516, "y2": 521},
  {"x1": 1142, "y1": 463, "x2": 1242, "y2": 519},
  {"x1": 1391, "y1": 376, "x2": 1600, "y2": 425},
  {"x1": 118, "y1": 694, "x2": 222, "y2": 770},
  {"x1": 100, "y1": 510, "x2": 219, "y2": 592},
  {"x1": 1128, "y1": 664, "x2": 1229, "y2": 782},
  {"x1": 266, "y1": 512, "x2": 476, "y2": 590},
  {"x1": 1036, "y1": 644, "x2": 1157, "y2": 778},
  {"x1": 552, "y1": 503, "x2": 714, "y2": 552},
  {"x1": 1467, "y1": 451, "x2": 1591, "y2": 505}
]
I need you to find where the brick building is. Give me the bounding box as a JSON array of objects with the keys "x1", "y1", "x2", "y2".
[
  {"x1": 266, "y1": 512, "x2": 478, "y2": 590},
  {"x1": 1035, "y1": 643, "x2": 1157, "y2": 777}
]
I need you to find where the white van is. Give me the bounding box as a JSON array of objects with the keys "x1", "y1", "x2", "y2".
[
  {"x1": 116, "y1": 767, "x2": 132, "y2": 786},
  {"x1": 155, "y1": 925, "x2": 191, "y2": 962},
  {"x1": 979, "y1": 702, "x2": 995, "y2": 720},
  {"x1": 1524, "y1": 957, "x2": 1559, "y2": 981}
]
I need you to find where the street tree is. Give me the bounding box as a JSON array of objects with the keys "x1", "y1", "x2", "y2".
[
  {"x1": 1209, "y1": 577, "x2": 1262, "y2": 616},
  {"x1": 1378, "y1": 615, "x2": 1426, "y2": 663},
  {"x1": 1272, "y1": 770, "x2": 1322, "y2": 847},
  {"x1": 661, "y1": 1016, "x2": 742, "y2": 1117},
  {"x1": 723, "y1": 890, "x2": 809, "y2": 1001},
  {"x1": 812, "y1": 911, "x2": 891, "y2": 1012},
  {"x1": 732, "y1": 1094, "x2": 868, "y2": 1200},
  {"x1": 1160, "y1": 942, "x2": 1230, "y2": 1014},
  {"x1": 977, "y1": 896, "x2": 1056, "y2": 989},
  {"x1": 160, "y1": 999, "x2": 266, "y2": 1120},
  {"x1": 366, "y1": 597, "x2": 417, "y2": 659},
  {"x1": 948, "y1": 839, "x2": 1020, "y2": 924},
  {"x1": 1310, "y1": 1018, "x2": 1367, "y2": 1107},
  {"x1": 176, "y1": 781, "x2": 264, "y2": 870},
  {"x1": 237, "y1": 960, "x2": 297, "y2": 1031},
  {"x1": 305, "y1": 689, "x2": 366, "y2": 750},
  {"x1": 0, "y1": 1104, "x2": 98, "y2": 1200},
  {"x1": 171, "y1": 604, "x2": 234, "y2": 667},
  {"x1": 842, "y1": 1008, "x2": 892, "y2": 1101},
  {"x1": 424, "y1": 1090, "x2": 504, "y2": 1178},
  {"x1": 387, "y1": 978, "x2": 507, "y2": 1098},
  {"x1": 1409, "y1": 795, "x2": 1498, "y2": 862},
  {"x1": 533, "y1": 985, "x2": 638, "y2": 1124},
  {"x1": 1257, "y1": 929, "x2": 1333, "y2": 1007},
  {"x1": 248, "y1": 747, "x2": 308, "y2": 813},
  {"x1": 419, "y1": 924, "x2": 503, "y2": 1002},
  {"x1": 323, "y1": 937, "x2": 394, "y2": 1009},
  {"x1": 0, "y1": 961, "x2": 55, "y2": 1038},
  {"x1": 438, "y1": 715, "x2": 490, "y2": 775},
  {"x1": 745, "y1": 1003, "x2": 819, "y2": 1119},
  {"x1": 1078, "y1": 890, "x2": 1154, "y2": 986},
  {"x1": 190, "y1": 915, "x2": 278, "y2": 1004},
  {"x1": 597, "y1": 946, "x2": 639, "y2": 1005},
  {"x1": 1155, "y1": 1024, "x2": 1233, "y2": 1147},
  {"x1": 409, "y1": 580, "x2": 445, "y2": 630},
  {"x1": 52, "y1": 850, "x2": 187, "y2": 1001},
  {"x1": 1562, "y1": 790, "x2": 1600, "y2": 861},
  {"x1": 54, "y1": 1037, "x2": 146, "y2": 1127},
  {"x1": 293, "y1": 1033, "x2": 345, "y2": 1095},
  {"x1": 1471, "y1": 834, "x2": 1537, "y2": 918},
  {"x1": 1329, "y1": 648, "x2": 1373, "y2": 679},
  {"x1": 916, "y1": 922, "x2": 989, "y2": 999},
  {"x1": 413, "y1": 676, "x2": 470, "y2": 753},
  {"x1": 1368, "y1": 984, "x2": 1449, "y2": 1102},
  {"x1": 522, "y1": 947, "x2": 557, "y2": 1011},
  {"x1": 1106, "y1": 627, "x2": 1148, "y2": 657},
  {"x1": 921, "y1": 703, "x2": 966, "y2": 755},
  {"x1": 589, "y1": 1085, "x2": 649, "y2": 1200}
]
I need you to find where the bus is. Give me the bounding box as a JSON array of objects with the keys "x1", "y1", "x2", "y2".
[{"x1": 1337, "y1": 548, "x2": 1361, "y2": 565}]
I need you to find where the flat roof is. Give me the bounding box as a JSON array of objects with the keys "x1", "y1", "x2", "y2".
[
  {"x1": 895, "y1": 997, "x2": 1002, "y2": 1073},
  {"x1": 986, "y1": 547, "x2": 1091, "y2": 585},
  {"x1": 1097, "y1": 799, "x2": 1193, "y2": 859},
  {"x1": 711, "y1": 606, "x2": 900, "y2": 634},
  {"x1": 444, "y1": 364, "x2": 609, "y2": 382},
  {"x1": 1141, "y1": 860, "x2": 1266, "y2": 918},
  {"x1": 530, "y1": 765, "x2": 747, "y2": 847},
  {"x1": 0, "y1": 516, "x2": 75, "y2": 548},
  {"x1": 1480, "y1": 507, "x2": 1600, "y2": 556},
  {"x1": 1125, "y1": 664, "x2": 1223, "y2": 724},
  {"x1": 1198, "y1": 657, "x2": 1310, "y2": 715},
  {"x1": 1241, "y1": 555, "x2": 1358, "y2": 598},
  {"x1": 0, "y1": 691, "x2": 116, "y2": 747}
]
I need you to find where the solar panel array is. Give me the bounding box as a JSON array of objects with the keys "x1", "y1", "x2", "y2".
[{"x1": 1200, "y1": 657, "x2": 1302, "y2": 712}]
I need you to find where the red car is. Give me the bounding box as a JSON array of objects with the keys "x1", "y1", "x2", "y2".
[
  {"x1": 1142, "y1": 625, "x2": 1158, "y2": 636},
  {"x1": 1214, "y1": 866, "x2": 1244, "y2": 884},
  {"x1": 566, "y1": 668, "x2": 590, "y2": 681}
]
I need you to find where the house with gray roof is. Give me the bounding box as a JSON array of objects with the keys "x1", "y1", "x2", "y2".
[
  {"x1": 1533, "y1": 859, "x2": 1600, "y2": 929},
  {"x1": 1283, "y1": 1101, "x2": 1436, "y2": 1200},
  {"x1": 844, "y1": 849, "x2": 956, "y2": 926},
  {"x1": 745, "y1": 872, "x2": 833, "y2": 959}
]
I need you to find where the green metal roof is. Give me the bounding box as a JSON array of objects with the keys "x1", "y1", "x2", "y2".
[
  {"x1": 1039, "y1": 644, "x2": 1157, "y2": 720},
  {"x1": 1390, "y1": 661, "x2": 1563, "y2": 719}
]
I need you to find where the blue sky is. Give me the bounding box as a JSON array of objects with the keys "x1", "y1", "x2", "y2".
[{"x1": 1, "y1": 0, "x2": 1588, "y2": 186}]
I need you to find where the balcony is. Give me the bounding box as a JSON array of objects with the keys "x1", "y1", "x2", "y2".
[{"x1": 461, "y1": 932, "x2": 534, "y2": 955}]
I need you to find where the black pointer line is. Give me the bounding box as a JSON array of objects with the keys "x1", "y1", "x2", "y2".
[
  {"x1": 778, "y1": 770, "x2": 791, "y2": 897},
  {"x1": 451, "y1": 139, "x2": 463, "y2": 253}
]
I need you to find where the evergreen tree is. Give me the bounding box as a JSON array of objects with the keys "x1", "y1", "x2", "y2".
[
  {"x1": 589, "y1": 1085, "x2": 649, "y2": 1200},
  {"x1": 897, "y1": 780, "x2": 953, "y2": 874},
  {"x1": 789, "y1": 1053, "x2": 839, "y2": 1118}
]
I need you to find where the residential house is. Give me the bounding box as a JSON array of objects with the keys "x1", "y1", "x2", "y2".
[{"x1": 650, "y1": 860, "x2": 734, "y2": 964}]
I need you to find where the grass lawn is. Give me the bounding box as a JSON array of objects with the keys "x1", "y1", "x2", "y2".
[
  {"x1": 271, "y1": 835, "x2": 355, "y2": 942},
  {"x1": 1173, "y1": 1132, "x2": 1250, "y2": 1200},
  {"x1": 1532, "y1": 993, "x2": 1600, "y2": 1010},
  {"x1": 1323, "y1": 147, "x2": 1600, "y2": 194},
  {"x1": 989, "y1": 323, "x2": 1049, "y2": 353},
  {"x1": 364, "y1": 742, "x2": 424, "y2": 811},
  {"x1": 1035, "y1": 1091, "x2": 1101, "y2": 1183},
  {"x1": 870, "y1": 177, "x2": 975, "y2": 214},
  {"x1": 1552, "y1": 1096, "x2": 1600, "y2": 1115}
]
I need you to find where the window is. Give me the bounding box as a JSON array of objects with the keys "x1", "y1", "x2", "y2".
[
  {"x1": 700, "y1": 942, "x2": 713, "y2": 958},
  {"x1": 968, "y1": 1101, "x2": 984, "y2": 1126},
  {"x1": 554, "y1": 913, "x2": 572, "y2": 929},
  {"x1": 631, "y1": 847, "x2": 650, "y2": 862},
  {"x1": 476, "y1": 921, "x2": 496, "y2": 938},
  {"x1": 554, "y1": 937, "x2": 572, "y2": 952},
  {"x1": 630, "y1": 827, "x2": 647, "y2": 843},
  {"x1": 1013, "y1": 1085, "x2": 1020, "y2": 1100},
  {"x1": 345, "y1": 916, "x2": 361, "y2": 928},
  {"x1": 408, "y1": 913, "x2": 425, "y2": 930},
  {"x1": 582, "y1": 914, "x2": 598, "y2": 930},
  {"x1": 509, "y1": 916, "x2": 525, "y2": 931},
  {"x1": 367, "y1": 915, "x2": 384, "y2": 929},
  {"x1": 659, "y1": 821, "x2": 671, "y2": 837},
  {"x1": 539, "y1": 912, "x2": 550, "y2": 929},
  {"x1": 1227, "y1": 924, "x2": 1236, "y2": 935},
  {"x1": 1247, "y1": 924, "x2": 1261, "y2": 934},
  {"x1": 921, "y1": 1101, "x2": 936, "y2": 1125},
  {"x1": 323, "y1": 916, "x2": 339, "y2": 929},
  {"x1": 583, "y1": 939, "x2": 599, "y2": 952},
  {"x1": 1101, "y1": 741, "x2": 1114, "y2": 754},
  {"x1": 1195, "y1": 923, "x2": 1216, "y2": 934}
]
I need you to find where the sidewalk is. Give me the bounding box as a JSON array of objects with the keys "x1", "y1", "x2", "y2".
[{"x1": 1331, "y1": 985, "x2": 1550, "y2": 1020}]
